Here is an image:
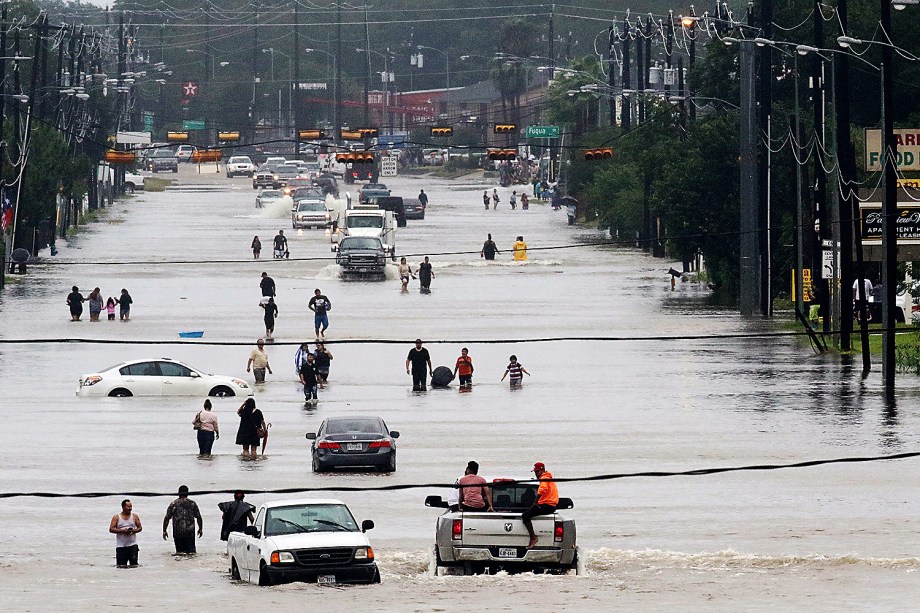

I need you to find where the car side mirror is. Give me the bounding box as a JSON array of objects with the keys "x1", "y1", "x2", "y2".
[
  {"x1": 361, "y1": 519, "x2": 375, "y2": 532},
  {"x1": 189, "y1": 371, "x2": 200, "y2": 378},
  {"x1": 305, "y1": 432, "x2": 317, "y2": 440},
  {"x1": 244, "y1": 525, "x2": 260, "y2": 537},
  {"x1": 556, "y1": 497, "x2": 574, "y2": 510},
  {"x1": 389, "y1": 430, "x2": 400, "y2": 438},
  {"x1": 425, "y1": 495, "x2": 448, "y2": 509}
]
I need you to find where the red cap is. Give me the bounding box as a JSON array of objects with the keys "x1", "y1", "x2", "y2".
[{"x1": 532, "y1": 462, "x2": 545, "y2": 472}]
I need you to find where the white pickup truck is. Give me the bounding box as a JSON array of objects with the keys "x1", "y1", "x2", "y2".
[
  {"x1": 227, "y1": 498, "x2": 380, "y2": 586},
  {"x1": 426, "y1": 480, "x2": 580, "y2": 576}
]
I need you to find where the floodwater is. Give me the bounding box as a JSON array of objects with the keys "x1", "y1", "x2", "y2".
[{"x1": 1, "y1": 165, "x2": 920, "y2": 610}]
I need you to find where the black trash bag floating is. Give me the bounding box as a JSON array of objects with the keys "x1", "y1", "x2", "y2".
[{"x1": 431, "y1": 366, "x2": 454, "y2": 388}]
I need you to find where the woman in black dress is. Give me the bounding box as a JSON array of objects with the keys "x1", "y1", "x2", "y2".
[
  {"x1": 235, "y1": 398, "x2": 264, "y2": 458},
  {"x1": 67, "y1": 286, "x2": 85, "y2": 321}
]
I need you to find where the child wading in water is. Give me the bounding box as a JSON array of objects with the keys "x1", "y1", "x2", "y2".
[
  {"x1": 105, "y1": 297, "x2": 117, "y2": 321},
  {"x1": 501, "y1": 355, "x2": 530, "y2": 388}
]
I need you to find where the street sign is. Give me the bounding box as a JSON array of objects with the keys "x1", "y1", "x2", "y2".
[
  {"x1": 380, "y1": 154, "x2": 398, "y2": 177},
  {"x1": 182, "y1": 119, "x2": 206, "y2": 130},
  {"x1": 526, "y1": 125, "x2": 560, "y2": 139},
  {"x1": 142, "y1": 112, "x2": 154, "y2": 133}
]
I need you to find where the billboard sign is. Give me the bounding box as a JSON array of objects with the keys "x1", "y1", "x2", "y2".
[{"x1": 865, "y1": 128, "x2": 920, "y2": 171}]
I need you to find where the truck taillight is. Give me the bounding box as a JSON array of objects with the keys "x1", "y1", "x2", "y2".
[
  {"x1": 368, "y1": 439, "x2": 391, "y2": 449},
  {"x1": 452, "y1": 519, "x2": 462, "y2": 540},
  {"x1": 554, "y1": 521, "x2": 564, "y2": 543},
  {"x1": 318, "y1": 441, "x2": 341, "y2": 449}
]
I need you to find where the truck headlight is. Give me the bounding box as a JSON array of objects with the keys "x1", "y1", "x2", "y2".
[
  {"x1": 354, "y1": 547, "x2": 373, "y2": 560},
  {"x1": 270, "y1": 551, "x2": 295, "y2": 564}
]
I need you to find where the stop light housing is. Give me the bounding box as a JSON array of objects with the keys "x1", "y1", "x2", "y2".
[
  {"x1": 335, "y1": 151, "x2": 376, "y2": 164},
  {"x1": 358, "y1": 127, "x2": 378, "y2": 138},
  {"x1": 493, "y1": 123, "x2": 517, "y2": 134},
  {"x1": 430, "y1": 127, "x2": 453, "y2": 137},
  {"x1": 487, "y1": 148, "x2": 518, "y2": 161},
  {"x1": 167, "y1": 131, "x2": 189, "y2": 142},
  {"x1": 298, "y1": 129, "x2": 325, "y2": 140},
  {"x1": 217, "y1": 131, "x2": 240, "y2": 141},
  {"x1": 104, "y1": 150, "x2": 136, "y2": 164},
  {"x1": 583, "y1": 148, "x2": 613, "y2": 161}
]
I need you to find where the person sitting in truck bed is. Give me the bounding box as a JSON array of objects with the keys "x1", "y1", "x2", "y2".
[
  {"x1": 522, "y1": 462, "x2": 558, "y2": 548},
  {"x1": 457, "y1": 461, "x2": 493, "y2": 512}
]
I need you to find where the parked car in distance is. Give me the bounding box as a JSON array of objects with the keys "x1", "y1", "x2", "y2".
[
  {"x1": 273, "y1": 163, "x2": 302, "y2": 188},
  {"x1": 306, "y1": 416, "x2": 399, "y2": 471},
  {"x1": 256, "y1": 189, "x2": 283, "y2": 208},
  {"x1": 253, "y1": 164, "x2": 279, "y2": 189},
  {"x1": 227, "y1": 498, "x2": 379, "y2": 586},
  {"x1": 146, "y1": 147, "x2": 179, "y2": 173},
  {"x1": 426, "y1": 480, "x2": 579, "y2": 576},
  {"x1": 226, "y1": 155, "x2": 255, "y2": 178},
  {"x1": 358, "y1": 183, "x2": 391, "y2": 204},
  {"x1": 403, "y1": 197, "x2": 425, "y2": 220},
  {"x1": 76, "y1": 358, "x2": 253, "y2": 398},
  {"x1": 421, "y1": 148, "x2": 447, "y2": 166},
  {"x1": 374, "y1": 196, "x2": 407, "y2": 227},
  {"x1": 175, "y1": 144, "x2": 197, "y2": 163},
  {"x1": 282, "y1": 177, "x2": 314, "y2": 197},
  {"x1": 124, "y1": 171, "x2": 146, "y2": 194}
]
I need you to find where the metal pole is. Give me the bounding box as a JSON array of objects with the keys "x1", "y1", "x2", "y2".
[
  {"x1": 621, "y1": 18, "x2": 630, "y2": 131},
  {"x1": 608, "y1": 25, "x2": 615, "y2": 126},
  {"x1": 739, "y1": 39, "x2": 761, "y2": 315},
  {"x1": 880, "y1": 0, "x2": 897, "y2": 394},
  {"x1": 335, "y1": 1, "x2": 342, "y2": 138},
  {"x1": 794, "y1": 54, "x2": 805, "y2": 317}
]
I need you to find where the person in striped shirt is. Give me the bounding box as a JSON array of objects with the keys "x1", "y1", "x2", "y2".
[{"x1": 501, "y1": 355, "x2": 530, "y2": 388}]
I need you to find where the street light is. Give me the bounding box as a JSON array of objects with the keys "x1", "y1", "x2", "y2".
[
  {"x1": 416, "y1": 45, "x2": 451, "y2": 124},
  {"x1": 305, "y1": 48, "x2": 337, "y2": 128}
]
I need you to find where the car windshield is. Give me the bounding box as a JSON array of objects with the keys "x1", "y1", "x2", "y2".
[
  {"x1": 347, "y1": 215, "x2": 383, "y2": 229},
  {"x1": 325, "y1": 418, "x2": 382, "y2": 434},
  {"x1": 340, "y1": 237, "x2": 382, "y2": 250},
  {"x1": 293, "y1": 188, "x2": 325, "y2": 200},
  {"x1": 287, "y1": 179, "x2": 312, "y2": 187},
  {"x1": 152, "y1": 149, "x2": 174, "y2": 158},
  {"x1": 259, "y1": 190, "x2": 281, "y2": 199},
  {"x1": 276, "y1": 166, "x2": 299, "y2": 176},
  {"x1": 365, "y1": 183, "x2": 387, "y2": 190},
  {"x1": 264, "y1": 504, "x2": 359, "y2": 536},
  {"x1": 229, "y1": 156, "x2": 251, "y2": 163},
  {"x1": 297, "y1": 202, "x2": 326, "y2": 212},
  {"x1": 305, "y1": 163, "x2": 320, "y2": 171}
]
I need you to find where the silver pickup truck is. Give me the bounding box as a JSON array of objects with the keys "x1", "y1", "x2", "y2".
[{"x1": 425, "y1": 480, "x2": 580, "y2": 575}]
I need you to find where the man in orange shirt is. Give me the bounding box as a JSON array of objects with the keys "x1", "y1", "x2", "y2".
[
  {"x1": 522, "y1": 462, "x2": 559, "y2": 548},
  {"x1": 452, "y1": 347, "x2": 474, "y2": 388}
]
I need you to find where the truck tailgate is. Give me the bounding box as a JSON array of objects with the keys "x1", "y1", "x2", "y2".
[{"x1": 458, "y1": 512, "x2": 554, "y2": 547}]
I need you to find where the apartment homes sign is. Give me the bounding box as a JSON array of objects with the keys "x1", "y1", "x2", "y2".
[{"x1": 865, "y1": 128, "x2": 920, "y2": 171}]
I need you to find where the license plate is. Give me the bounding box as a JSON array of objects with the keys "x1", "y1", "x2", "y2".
[
  {"x1": 358, "y1": 267, "x2": 367, "y2": 273},
  {"x1": 346, "y1": 443, "x2": 363, "y2": 451},
  {"x1": 498, "y1": 548, "x2": 518, "y2": 558},
  {"x1": 318, "y1": 575, "x2": 336, "y2": 585}
]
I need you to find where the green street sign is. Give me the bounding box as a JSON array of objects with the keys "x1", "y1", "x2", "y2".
[
  {"x1": 526, "y1": 125, "x2": 560, "y2": 139},
  {"x1": 143, "y1": 111, "x2": 154, "y2": 132},
  {"x1": 182, "y1": 119, "x2": 206, "y2": 130}
]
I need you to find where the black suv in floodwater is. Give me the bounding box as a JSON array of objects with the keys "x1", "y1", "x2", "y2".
[
  {"x1": 146, "y1": 147, "x2": 178, "y2": 173},
  {"x1": 332, "y1": 236, "x2": 388, "y2": 280}
]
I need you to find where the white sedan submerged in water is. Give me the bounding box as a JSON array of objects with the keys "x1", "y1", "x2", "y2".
[{"x1": 76, "y1": 358, "x2": 253, "y2": 398}]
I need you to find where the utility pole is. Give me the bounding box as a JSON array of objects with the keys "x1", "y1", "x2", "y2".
[
  {"x1": 607, "y1": 24, "x2": 615, "y2": 126},
  {"x1": 811, "y1": 0, "x2": 827, "y2": 328},
  {"x1": 665, "y1": 12, "x2": 674, "y2": 99},
  {"x1": 363, "y1": 5, "x2": 370, "y2": 125},
  {"x1": 621, "y1": 18, "x2": 630, "y2": 131},
  {"x1": 739, "y1": 5, "x2": 761, "y2": 316},
  {"x1": 335, "y1": 0, "x2": 342, "y2": 138},
  {"x1": 835, "y1": 0, "x2": 856, "y2": 353},
  {"x1": 548, "y1": 4, "x2": 555, "y2": 72},
  {"x1": 294, "y1": 0, "x2": 300, "y2": 152},
  {"x1": 880, "y1": 0, "x2": 897, "y2": 395},
  {"x1": 636, "y1": 18, "x2": 645, "y2": 124},
  {"x1": 252, "y1": 4, "x2": 259, "y2": 143},
  {"x1": 758, "y1": 0, "x2": 774, "y2": 317}
]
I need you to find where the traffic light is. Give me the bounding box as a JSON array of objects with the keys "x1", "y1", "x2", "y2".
[
  {"x1": 218, "y1": 131, "x2": 240, "y2": 141},
  {"x1": 583, "y1": 148, "x2": 613, "y2": 161},
  {"x1": 299, "y1": 129, "x2": 325, "y2": 140},
  {"x1": 358, "y1": 127, "x2": 378, "y2": 138},
  {"x1": 335, "y1": 151, "x2": 376, "y2": 164},
  {"x1": 487, "y1": 148, "x2": 518, "y2": 161},
  {"x1": 430, "y1": 127, "x2": 453, "y2": 137},
  {"x1": 167, "y1": 131, "x2": 189, "y2": 142},
  {"x1": 104, "y1": 150, "x2": 136, "y2": 164},
  {"x1": 493, "y1": 123, "x2": 517, "y2": 134}
]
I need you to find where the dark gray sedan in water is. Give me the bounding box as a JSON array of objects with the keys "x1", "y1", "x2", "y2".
[{"x1": 306, "y1": 416, "x2": 399, "y2": 472}]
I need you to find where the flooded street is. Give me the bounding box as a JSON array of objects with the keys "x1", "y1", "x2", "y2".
[{"x1": 2, "y1": 166, "x2": 920, "y2": 610}]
